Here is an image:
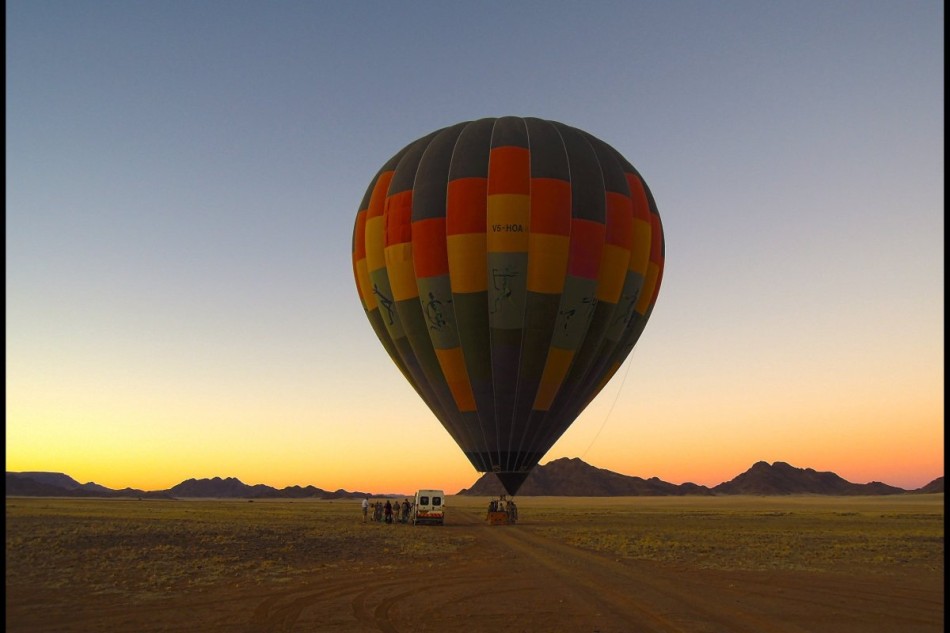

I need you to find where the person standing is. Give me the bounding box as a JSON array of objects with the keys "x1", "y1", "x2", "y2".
[{"x1": 361, "y1": 496, "x2": 369, "y2": 523}]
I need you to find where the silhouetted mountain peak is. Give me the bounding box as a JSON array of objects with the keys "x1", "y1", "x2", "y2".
[
  {"x1": 712, "y1": 461, "x2": 906, "y2": 495},
  {"x1": 457, "y1": 458, "x2": 713, "y2": 497}
]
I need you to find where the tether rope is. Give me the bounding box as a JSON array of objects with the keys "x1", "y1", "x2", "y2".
[{"x1": 580, "y1": 351, "x2": 635, "y2": 460}]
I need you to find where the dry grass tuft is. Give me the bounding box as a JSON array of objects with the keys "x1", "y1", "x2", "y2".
[
  {"x1": 461, "y1": 495, "x2": 945, "y2": 574},
  {"x1": 6, "y1": 499, "x2": 473, "y2": 602}
]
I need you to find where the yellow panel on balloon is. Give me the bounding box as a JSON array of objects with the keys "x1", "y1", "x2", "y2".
[
  {"x1": 435, "y1": 347, "x2": 477, "y2": 412},
  {"x1": 527, "y1": 233, "x2": 569, "y2": 294},
  {"x1": 447, "y1": 233, "x2": 487, "y2": 293},
  {"x1": 384, "y1": 242, "x2": 419, "y2": 301},
  {"x1": 364, "y1": 215, "x2": 386, "y2": 273}
]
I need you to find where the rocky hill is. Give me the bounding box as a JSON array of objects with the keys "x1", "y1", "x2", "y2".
[
  {"x1": 914, "y1": 476, "x2": 944, "y2": 494},
  {"x1": 7, "y1": 462, "x2": 943, "y2": 499},
  {"x1": 167, "y1": 476, "x2": 371, "y2": 499},
  {"x1": 457, "y1": 457, "x2": 713, "y2": 496},
  {"x1": 457, "y1": 459, "x2": 939, "y2": 496},
  {"x1": 711, "y1": 461, "x2": 907, "y2": 495},
  {"x1": 5, "y1": 472, "x2": 371, "y2": 500},
  {"x1": 5, "y1": 472, "x2": 173, "y2": 499}
]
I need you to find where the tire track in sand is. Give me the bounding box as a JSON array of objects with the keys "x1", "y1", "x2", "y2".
[{"x1": 245, "y1": 507, "x2": 943, "y2": 633}]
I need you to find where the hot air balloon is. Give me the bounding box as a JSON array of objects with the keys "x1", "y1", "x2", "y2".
[{"x1": 352, "y1": 117, "x2": 664, "y2": 496}]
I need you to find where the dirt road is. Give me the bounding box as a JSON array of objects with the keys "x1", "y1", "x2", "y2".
[
  {"x1": 247, "y1": 507, "x2": 941, "y2": 633},
  {"x1": 7, "y1": 505, "x2": 943, "y2": 632}
]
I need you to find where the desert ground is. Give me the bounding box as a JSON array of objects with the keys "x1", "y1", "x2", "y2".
[{"x1": 6, "y1": 494, "x2": 943, "y2": 632}]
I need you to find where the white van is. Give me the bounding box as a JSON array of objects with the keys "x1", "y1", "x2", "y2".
[{"x1": 412, "y1": 489, "x2": 445, "y2": 526}]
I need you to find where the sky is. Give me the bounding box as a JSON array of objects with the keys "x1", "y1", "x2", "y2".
[{"x1": 6, "y1": 1, "x2": 944, "y2": 495}]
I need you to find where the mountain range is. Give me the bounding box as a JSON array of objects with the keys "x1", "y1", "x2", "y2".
[
  {"x1": 457, "y1": 458, "x2": 943, "y2": 496},
  {"x1": 6, "y1": 459, "x2": 943, "y2": 499},
  {"x1": 4, "y1": 472, "x2": 372, "y2": 500}
]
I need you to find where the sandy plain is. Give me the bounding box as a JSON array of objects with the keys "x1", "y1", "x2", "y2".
[{"x1": 5, "y1": 494, "x2": 944, "y2": 632}]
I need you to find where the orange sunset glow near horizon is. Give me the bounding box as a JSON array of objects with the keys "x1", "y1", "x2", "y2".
[{"x1": 6, "y1": 328, "x2": 943, "y2": 495}]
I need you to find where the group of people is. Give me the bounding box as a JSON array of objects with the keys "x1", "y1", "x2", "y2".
[
  {"x1": 362, "y1": 497, "x2": 412, "y2": 524},
  {"x1": 487, "y1": 494, "x2": 518, "y2": 523}
]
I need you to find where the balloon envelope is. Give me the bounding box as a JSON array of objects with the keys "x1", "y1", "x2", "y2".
[{"x1": 352, "y1": 117, "x2": 664, "y2": 495}]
